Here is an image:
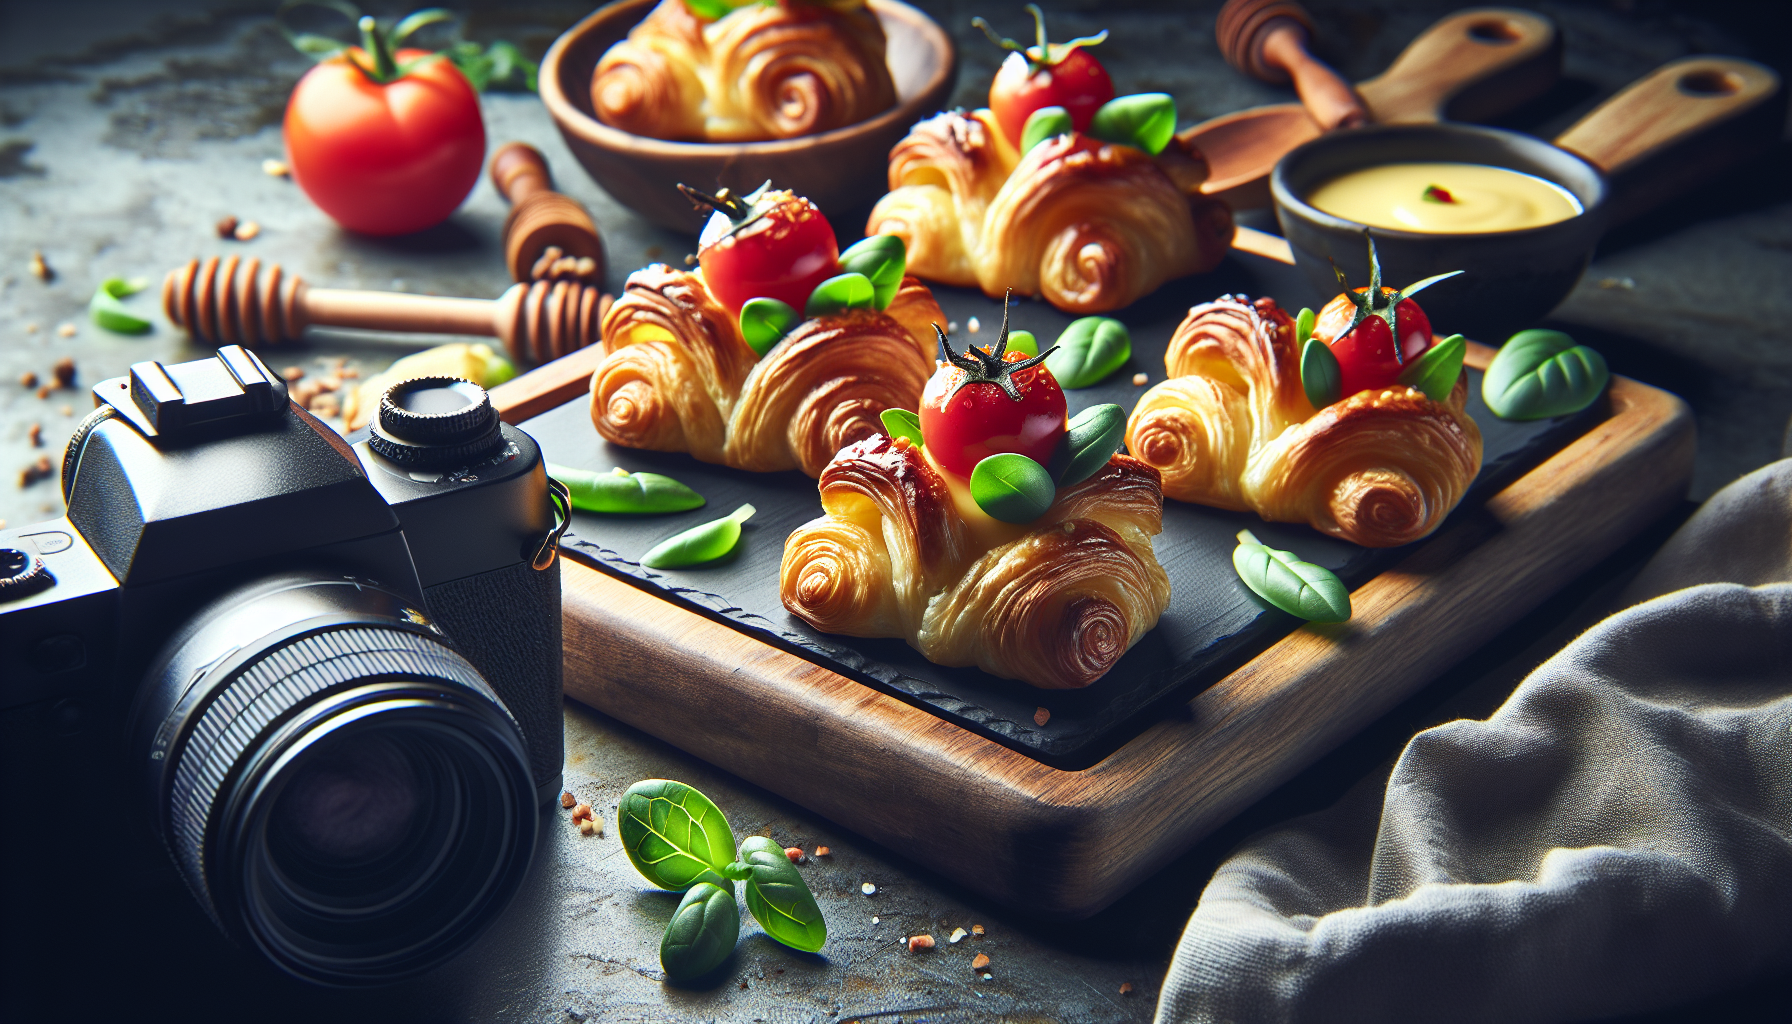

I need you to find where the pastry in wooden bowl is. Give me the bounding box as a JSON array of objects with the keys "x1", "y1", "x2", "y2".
[
  {"x1": 591, "y1": 184, "x2": 944, "y2": 476},
  {"x1": 592, "y1": 0, "x2": 898, "y2": 143},
  {"x1": 1125, "y1": 242, "x2": 1482, "y2": 547},
  {"x1": 781, "y1": 304, "x2": 1171, "y2": 689},
  {"x1": 864, "y1": 8, "x2": 1232, "y2": 314}
]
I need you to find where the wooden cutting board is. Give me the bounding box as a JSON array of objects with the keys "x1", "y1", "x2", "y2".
[{"x1": 490, "y1": 255, "x2": 1693, "y2": 920}]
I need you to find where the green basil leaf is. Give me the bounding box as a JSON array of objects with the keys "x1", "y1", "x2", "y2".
[
  {"x1": 1482, "y1": 329, "x2": 1610, "y2": 421},
  {"x1": 1300, "y1": 338, "x2": 1341, "y2": 409},
  {"x1": 618, "y1": 779, "x2": 738, "y2": 891},
  {"x1": 89, "y1": 276, "x2": 153, "y2": 334},
  {"x1": 1397, "y1": 333, "x2": 1464, "y2": 403},
  {"x1": 641, "y1": 503, "x2": 755, "y2": 569},
  {"x1": 660, "y1": 881, "x2": 739, "y2": 981},
  {"x1": 803, "y1": 272, "x2": 875, "y2": 318},
  {"x1": 1005, "y1": 329, "x2": 1038, "y2": 357},
  {"x1": 1045, "y1": 316, "x2": 1132, "y2": 389},
  {"x1": 1233, "y1": 529, "x2": 1350, "y2": 623},
  {"x1": 737, "y1": 836, "x2": 826, "y2": 953},
  {"x1": 682, "y1": 0, "x2": 738, "y2": 19},
  {"x1": 1295, "y1": 307, "x2": 1316, "y2": 348},
  {"x1": 969, "y1": 453, "x2": 1055, "y2": 524},
  {"x1": 837, "y1": 235, "x2": 906, "y2": 309},
  {"x1": 1020, "y1": 105, "x2": 1072, "y2": 154},
  {"x1": 1047, "y1": 403, "x2": 1125, "y2": 487},
  {"x1": 739, "y1": 297, "x2": 799, "y2": 357},
  {"x1": 1087, "y1": 93, "x2": 1176, "y2": 155},
  {"x1": 549, "y1": 463, "x2": 705, "y2": 514},
  {"x1": 879, "y1": 408, "x2": 923, "y2": 447}
]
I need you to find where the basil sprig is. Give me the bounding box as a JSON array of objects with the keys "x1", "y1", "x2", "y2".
[
  {"x1": 739, "y1": 297, "x2": 799, "y2": 357},
  {"x1": 620, "y1": 779, "x2": 828, "y2": 980},
  {"x1": 879, "y1": 408, "x2": 924, "y2": 447},
  {"x1": 1233, "y1": 529, "x2": 1351, "y2": 623},
  {"x1": 1398, "y1": 333, "x2": 1465, "y2": 403},
  {"x1": 549, "y1": 464, "x2": 705, "y2": 514},
  {"x1": 1004, "y1": 329, "x2": 1039, "y2": 357},
  {"x1": 1021, "y1": 105, "x2": 1072, "y2": 154},
  {"x1": 641, "y1": 503, "x2": 755, "y2": 569},
  {"x1": 970, "y1": 452, "x2": 1056, "y2": 523},
  {"x1": 89, "y1": 276, "x2": 153, "y2": 334},
  {"x1": 1088, "y1": 93, "x2": 1176, "y2": 156},
  {"x1": 278, "y1": 2, "x2": 536, "y2": 91},
  {"x1": 1482, "y1": 329, "x2": 1609, "y2": 420},
  {"x1": 837, "y1": 235, "x2": 907, "y2": 310},
  {"x1": 1045, "y1": 316, "x2": 1132, "y2": 389},
  {"x1": 1047, "y1": 403, "x2": 1125, "y2": 488},
  {"x1": 804, "y1": 272, "x2": 876, "y2": 318},
  {"x1": 1294, "y1": 307, "x2": 1344, "y2": 410}
]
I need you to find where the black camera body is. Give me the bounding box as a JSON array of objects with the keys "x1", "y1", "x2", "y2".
[{"x1": 0, "y1": 346, "x2": 566, "y2": 985}]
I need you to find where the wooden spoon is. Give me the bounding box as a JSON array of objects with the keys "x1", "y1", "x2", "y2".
[{"x1": 1193, "y1": 3, "x2": 1561, "y2": 210}]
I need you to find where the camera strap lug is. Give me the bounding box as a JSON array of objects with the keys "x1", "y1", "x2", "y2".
[{"x1": 530, "y1": 477, "x2": 572, "y2": 571}]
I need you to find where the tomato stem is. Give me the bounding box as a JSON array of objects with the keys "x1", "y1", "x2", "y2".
[
  {"x1": 359, "y1": 15, "x2": 398, "y2": 81},
  {"x1": 971, "y1": 4, "x2": 1106, "y2": 76},
  {"x1": 934, "y1": 291, "x2": 1058, "y2": 404}
]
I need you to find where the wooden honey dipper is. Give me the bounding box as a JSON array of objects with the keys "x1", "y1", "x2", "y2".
[
  {"x1": 1215, "y1": 0, "x2": 1365, "y2": 131},
  {"x1": 162, "y1": 254, "x2": 609, "y2": 366},
  {"x1": 489, "y1": 142, "x2": 605, "y2": 284}
]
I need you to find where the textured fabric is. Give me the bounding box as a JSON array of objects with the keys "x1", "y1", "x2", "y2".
[{"x1": 1157, "y1": 459, "x2": 1792, "y2": 1024}]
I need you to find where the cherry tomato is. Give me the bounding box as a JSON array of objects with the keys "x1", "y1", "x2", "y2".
[
  {"x1": 921, "y1": 349, "x2": 1067, "y2": 479},
  {"x1": 695, "y1": 188, "x2": 839, "y2": 315},
  {"x1": 1314, "y1": 287, "x2": 1435, "y2": 397},
  {"x1": 284, "y1": 47, "x2": 485, "y2": 237},
  {"x1": 989, "y1": 46, "x2": 1115, "y2": 148}
]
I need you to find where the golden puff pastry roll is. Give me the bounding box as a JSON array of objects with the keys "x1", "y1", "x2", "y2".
[
  {"x1": 591, "y1": 0, "x2": 897, "y2": 143},
  {"x1": 781, "y1": 436, "x2": 1170, "y2": 690},
  {"x1": 590, "y1": 264, "x2": 935, "y2": 477},
  {"x1": 1126, "y1": 295, "x2": 1482, "y2": 547},
  {"x1": 867, "y1": 109, "x2": 1235, "y2": 315}
]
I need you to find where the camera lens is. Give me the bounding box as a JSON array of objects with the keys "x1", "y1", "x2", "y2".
[{"x1": 133, "y1": 574, "x2": 537, "y2": 985}]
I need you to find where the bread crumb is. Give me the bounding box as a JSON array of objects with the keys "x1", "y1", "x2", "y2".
[
  {"x1": 814, "y1": 846, "x2": 830, "y2": 857},
  {"x1": 262, "y1": 158, "x2": 290, "y2": 177},
  {"x1": 971, "y1": 953, "x2": 990, "y2": 970},
  {"x1": 560, "y1": 791, "x2": 576, "y2": 809},
  {"x1": 29, "y1": 251, "x2": 52, "y2": 281},
  {"x1": 1120, "y1": 982, "x2": 1135, "y2": 996},
  {"x1": 578, "y1": 818, "x2": 596, "y2": 836},
  {"x1": 861, "y1": 882, "x2": 876, "y2": 896},
  {"x1": 216, "y1": 215, "x2": 239, "y2": 238},
  {"x1": 967, "y1": 316, "x2": 981, "y2": 334},
  {"x1": 948, "y1": 927, "x2": 967, "y2": 944},
  {"x1": 784, "y1": 847, "x2": 806, "y2": 864},
  {"x1": 971, "y1": 924, "x2": 985, "y2": 936},
  {"x1": 234, "y1": 220, "x2": 262, "y2": 241},
  {"x1": 1034, "y1": 707, "x2": 1051, "y2": 726},
  {"x1": 906, "y1": 934, "x2": 934, "y2": 952},
  {"x1": 19, "y1": 371, "x2": 37, "y2": 388},
  {"x1": 1132, "y1": 372, "x2": 1149, "y2": 386},
  {"x1": 55, "y1": 323, "x2": 75, "y2": 338}
]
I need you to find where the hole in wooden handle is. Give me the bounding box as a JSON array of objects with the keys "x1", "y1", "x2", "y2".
[{"x1": 1677, "y1": 69, "x2": 1742, "y2": 97}]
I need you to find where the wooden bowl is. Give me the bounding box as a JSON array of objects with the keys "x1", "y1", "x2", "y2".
[{"x1": 540, "y1": 0, "x2": 958, "y2": 233}]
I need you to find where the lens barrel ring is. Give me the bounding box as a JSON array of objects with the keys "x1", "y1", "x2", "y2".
[{"x1": 368, "y1": 377, "x2": 503, "y2": 468}]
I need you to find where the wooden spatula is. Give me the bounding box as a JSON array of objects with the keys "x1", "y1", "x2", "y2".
[{"x1": 1192, "y1": 2, "x2": 1561, "y2": 210}]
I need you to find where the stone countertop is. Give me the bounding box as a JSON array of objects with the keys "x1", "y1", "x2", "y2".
[{"x1": 1, "y1": 2, "x2": 1788, "y2": 1021}]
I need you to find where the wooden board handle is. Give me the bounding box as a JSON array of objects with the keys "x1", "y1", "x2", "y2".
[
  {"x1": 1216, "y1": 0, "x2": 1364, "y2": 130},
  {"x1": 1356, "y1": 7, "x2": 1558, "y2": 124},
  {"x1": 1554, "y1": 56, "x2": 1781, "y2": 175}
]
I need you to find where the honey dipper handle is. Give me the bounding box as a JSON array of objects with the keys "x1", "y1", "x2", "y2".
[
  {"x1": 1354, "y1": 8, "x2": 1559, "y2": 125},
  {"x1": 490, "y1": 142, "x2": 554, "y2": 205},
  {"x1": 304, "y1": 288, "x2": 499, "y2": 338},
  {"x1": 1216, "y1": 0, "x2": 1364, "y2": 131},
  {"x1": 1554, "y1": 57, "x2": 1781, "y2": 177}
]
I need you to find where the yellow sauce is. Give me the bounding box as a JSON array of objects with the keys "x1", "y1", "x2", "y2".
[{"x1": 1306, "y1": 162, "x2": 1583, "y2": 233}]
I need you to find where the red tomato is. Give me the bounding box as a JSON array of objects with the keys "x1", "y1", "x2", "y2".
[
  {"x1": 696, "y1": 189, "x2": 839, "y2": 315},
  {"x1": 989, "y1": 46, "x2": 1115, "y2": 148},
  {"x1": 1314, "y1": 287, "x2": 1435, "y2": 398},
  {"x1": 921, "y1": 349, "x2": 1067, "y2": 479},
  {"x1": 284, "y1": 47, "x2": 485, "y2": 237}
]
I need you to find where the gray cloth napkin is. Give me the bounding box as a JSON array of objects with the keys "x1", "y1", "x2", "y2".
[{"x1": 1156, "y1": 459, "x2": 1792, "y2": 1024}]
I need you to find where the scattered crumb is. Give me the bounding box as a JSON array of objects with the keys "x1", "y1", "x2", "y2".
[
  {"x1": 871, "y1": 916, "x2": 879, "y2": 924},
  {"x1": 784, "y1": 847, "x2": 806, "y2": 864},
  {"x1": 571, "y1": 803, "x2": 593, "y2": 823},
  {"x1": 814, "y1": 845, "x2": 830, "y2": 857},
  {"x1": 1034, "y1": 707, "x2": 1051, "y2": 726},
  {"x1": 19, "y1": 371, "x2": 36, "y2": 388},
  {"x1": 906, "y1": 934, "x2": 935, "y2": 952},
  {"x1": 971, "y1": 953, "x2": 990, "y2": 970},
  {"x1": 262, "y1": 158, "x2": 289, "y2": 177},
  {"x1": 947, "y1": 321, "x2": 959, "y2": 334},
  {"x1": 55, "y1": 323, "x2": 75, "y2": 338},
  {"x1": 27, "y1": 423, "x2": 42, "y2": 447},
  {"x1": 738, "y1": 981, "x2": 748, "y2": 990},
  {"x1": 306, "y1": 392, "x2": 340, "y2": 418},
  {"x1": 967, "y1": 316, "x2": 981, "y2": 334},
  {"x1": 971, "y1": 924, "x2": 984, "y2": 936},
  {"x1": 1597, "y1": 276, "x2": 1636, "y2": 291},
  {"x1": 948, "y1": 927, "x2": 967, "y2": 944},
  {"x1": 29, "y1": 250, "x2": 51, "y2": 281},
  {"x1": 861, "y1": 882, "x2": 876, "y2": 896},
  {"x1": 980, "y1": 971, "x2": 993, "y2": 980},
  {"x1": 19, "y1": 455, "x2": 53, "y2": 488},
  {"x1": 560, "y1": 791, "x2": 576, "y2": 809},
  {"x1": 1120, "y1": 982, "x2": 1135, "y2": 996},
  {"x1": 1132, "y1": 372, "x2": 1149, "y2": 386},
  {"x1": 51, "y1": 357, "x2": 74, "y2": 389},
  {"x1": 216, "y1": 215, "x2": 239, "y2": 238},
  {"x1": 58, "y1": 405, "x2": 71, "y2": 417},
  {"x1": 578, "y1": 818, "x2": 597, "y2": 836},
  {"x1": 235, "y1": 220, "x2": 262, "y2": 241},
  {"x1": 36, "y1": 385, "x2": 49, "y2": 400}
]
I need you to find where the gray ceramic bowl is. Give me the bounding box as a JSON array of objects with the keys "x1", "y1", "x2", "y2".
[{"x1": 1271, "y1": 124, "x2": 1608, "y2": 341}]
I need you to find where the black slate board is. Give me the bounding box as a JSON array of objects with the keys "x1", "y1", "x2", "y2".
[{"x1": 525, "y1": 251, "x2": 1595, "y2": 768}]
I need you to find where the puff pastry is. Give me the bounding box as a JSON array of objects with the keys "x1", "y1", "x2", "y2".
[
  {"x1": 865, "y1": 109, "x2": 1235, "y2": 315},
  {"x1": 591, "y1": 264, "x2": 943, "y2": 476},
  {"x1": 1125, "y1": 295, "x2": 1482, "y2": 548},
  {"x1": 781, "y1": 434, "x2": 1171, "y2": 689},
  {"x1": 592, "y1": 0, "x2": 897, "y2": 142}
]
